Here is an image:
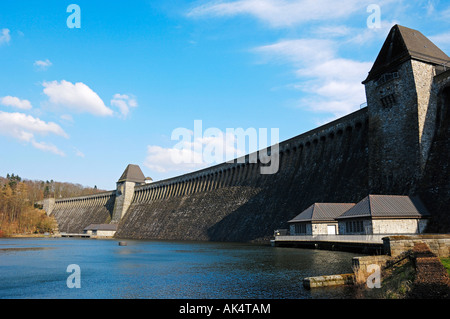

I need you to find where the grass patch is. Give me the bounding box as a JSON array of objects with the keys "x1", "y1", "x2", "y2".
[{"x1": 441, "y1": 258, "x2": 450, "y2": 276}]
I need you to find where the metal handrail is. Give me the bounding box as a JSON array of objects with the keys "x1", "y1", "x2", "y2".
[{"x1": 274, "y1": 234, "x2": 388, "y2": 244}]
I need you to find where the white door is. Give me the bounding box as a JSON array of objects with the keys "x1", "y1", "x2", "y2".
[{"x1": 327, "y1": 225, "x2": 336, "y2": 235}]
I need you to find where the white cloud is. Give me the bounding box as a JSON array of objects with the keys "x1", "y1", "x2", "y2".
[
  {"x1": 300, "y1": 60, "x2": 371, "y2": 116},
  {"x1": 0, "y1": 111, "x2": 67, "y2": 138},
  {"x1": 429, "y1": 31, "x2": 450, "y2": 54},
  {"x1": 73, "y1": 147, "x2": 85, "y2": 158},
  {"x1": 186, "y1": 0, "x2": 400, "y2": 119},
  {"x1": 0, "y1": 96, "x2": 32, "y2": 110},
  {"x1": 144, "y1": 145, "x2": 209, "y2": 173},
  {"x1": 0, "y1": 28, "x2": 10, "y2": 45},
  {"x1": 254, "y1": 39, "x2": 371, "y2": 117},
  {"x1": 110, "y1": 93, "x2": 138, "y2": 118},
  {"x1": 430, "y1": 32, "x2": 450, "y2": 47},
  {"x1": 34, "y1": 59, "x2": 52, "y2": 71},
  {"x1": 0, "y1": 111, "x2": 68, "y2": 156},
  {"x1": 188, "y1": 0, "x2": 373, "y2": 28},
  {"x1": 144, "y1": 129, "x2": 244, "y2": 174},
  {"x1": 440, "y1": 6, "x2": 450, "y2": 19},
  {"x1": 60, "y1": 114, "x2": 74, "y2": 123},
  {"x1": 253, "y1": 38, "x2": 335, "y2": 65},
  {"x1": 42, "y1": 80, "x2": 114, "y2": 117},
  {"x1": 346, "y1": 20, "x2": 397, "y2": 45},
  {"x1": 425, "y1": 0, "x2": 439, "y2": 16},
  {"x1": 312, "y1": 25, "x2": 353, "y2": 38},
  {"x1": 31, "y1": 140, "x2": 65, "y2": 156}
]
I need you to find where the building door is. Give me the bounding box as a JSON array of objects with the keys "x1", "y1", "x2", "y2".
[{"x1": 327, "y1": 225, "x2": 336, "y2": 235}]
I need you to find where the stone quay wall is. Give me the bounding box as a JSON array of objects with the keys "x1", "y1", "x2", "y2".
[{"x1": 383, "y1": 235, "x2": 450, "y2": 258}]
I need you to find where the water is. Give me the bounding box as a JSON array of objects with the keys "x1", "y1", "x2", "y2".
[{"x1": 0, "y1": 238, "x2": 359, "y2": 299}]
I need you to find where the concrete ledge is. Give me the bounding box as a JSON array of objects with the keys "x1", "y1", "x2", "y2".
[
  {"x1": 383, "y1": 234, "x2": 450, "y2": 258},
  {"x1": 303, "y1": 274, "x2": 354, "y2": 289},
  {"x1": 352, "y1": 255, "x2": 390, "y2": 272}
]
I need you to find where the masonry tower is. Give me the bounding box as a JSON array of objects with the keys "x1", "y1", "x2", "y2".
[
  {"x1": 111, "y1": 164, "x2": 145, "y2": 223},
  {"x1": 363, "y1": 25, "x2": 450, "y2": 194}
]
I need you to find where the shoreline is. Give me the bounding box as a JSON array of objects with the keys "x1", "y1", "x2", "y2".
[{"x1": 3, "y1": 233, "x2": 53, "y2": 238}]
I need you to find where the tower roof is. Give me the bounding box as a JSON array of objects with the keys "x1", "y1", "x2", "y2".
[
  {"x1": 363, "y1": 24, "x2": 450, "y2": 84},
  {"x1": 117, "y1": 164, "x2": 145, "y2": 183}
]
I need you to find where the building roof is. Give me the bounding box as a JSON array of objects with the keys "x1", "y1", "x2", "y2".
[
  {"x1": 363, "y1": 24, "x2": 450, "y2": 83},
  {"x1": 83, "y1": 224, "x2": 118, "y2": 231},
  {"x1": 288, "y1": 203, "x2": 356, "y2": 223},
  {"x1": 335, "y1": 195, "x2": 431, "y2": 220},
  {"x1": 117, "y1": 164, "x2": 145, "y2": 183}
]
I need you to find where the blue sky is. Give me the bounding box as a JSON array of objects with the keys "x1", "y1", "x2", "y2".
[{"x1": 1, "y1": 0, "x2": 450, "y2": 190}]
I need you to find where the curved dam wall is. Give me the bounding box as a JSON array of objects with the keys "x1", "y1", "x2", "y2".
[
  {"x1": 115, "y1": 109, "x2": 369, "y2": 242},
  {"x1": 50, "y1": 191, "x2": 115, "y2": 233}
]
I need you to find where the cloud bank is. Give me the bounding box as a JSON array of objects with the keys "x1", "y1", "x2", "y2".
[
  {"x1": 111, "y1": 94, "x2": 138, "y2": 118},
  {"x1": 34, "y1": 59, "x2": 52, "y2": 71},
  {"x1": 188, "y1": 0, "x2": 373, "y2": 28},
  {"x1": 0, "y1": 111, "x2": 68, "y2": 156},
  {"x1": 43, "y1": 80, "x2": 114, "y2": 117},
  {"x1": 1, "y1": 96, "x2": 32, "y2": 110},
  {"x1": 0, "y1": 28, "x2": 10, "y2": 45}
]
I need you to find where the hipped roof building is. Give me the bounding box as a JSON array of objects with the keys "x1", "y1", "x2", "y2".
[{"x1": 288, "y1": 195, "x2": 430, "y2": 236}]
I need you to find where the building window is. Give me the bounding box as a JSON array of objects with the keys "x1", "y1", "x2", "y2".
[
  {"x1": 294, "y1": 223, "x2": 307, "y2": 234},
  {"x1": 380, "y1": 93, "x2": 397, "y2": 108},
  {"x1": 346, "y1": 220, "x2": 364, "y2": 234},
  {"x1": 376, "y1": 71, "x2": 399, "y2": 86}
]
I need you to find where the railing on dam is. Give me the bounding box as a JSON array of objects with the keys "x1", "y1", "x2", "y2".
[
  {"x1": 274, "y1": 234, "x2": 386, "y2": 244},
  {"x1": 54, "y1": 190, "x2": 116, "y2": 208}
]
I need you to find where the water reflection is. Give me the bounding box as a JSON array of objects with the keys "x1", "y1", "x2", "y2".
[{"x1": 0, "y1": 238, "x2": 359, "y2": 299}]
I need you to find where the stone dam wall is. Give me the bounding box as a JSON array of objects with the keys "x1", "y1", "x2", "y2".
[
  {"x1": 46, "y1": 92, "x2": 450, "y2": 242},
  {"x1": 115, "y1": 109, "x2": 370, "y2": 242},
  {"x1": 51, "y1": 191, "x2": 115, "y2": 233},
  {"x1": 44, "y1": 26, "x2": 450, "y2": 243},
  {"x1": 418, "y1": 72, "x2": 450, "y2": 233},
  {"x1": 48, "y1": 108, "x2": 369, "y2": 241}
]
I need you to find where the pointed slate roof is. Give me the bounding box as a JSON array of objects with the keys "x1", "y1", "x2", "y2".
[
  {"x1": 336, "y1": 195, "x2": 430, "y2": 220},
  {"x1": 363, "y1": 25, "x2": 450, "y2": 83},
  {"x1": 117, "y1": 164, "x2": 145, "y2": 183},
  {"x1": 288, "y1": 203, "x2": 356, "y2": 223}
]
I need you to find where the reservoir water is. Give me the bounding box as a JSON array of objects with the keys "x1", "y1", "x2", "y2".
[{"x1": 0, "y1": 238, "x2": 359, "y2": 299}]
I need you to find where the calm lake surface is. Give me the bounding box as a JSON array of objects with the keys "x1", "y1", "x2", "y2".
[{"x1": 0, "y1": 238, "x2": 359, "y2": 299}]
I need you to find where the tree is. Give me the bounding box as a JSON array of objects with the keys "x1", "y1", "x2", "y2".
[{"x1": 7, "y1": 173, "x2": 22, "y2": 189}]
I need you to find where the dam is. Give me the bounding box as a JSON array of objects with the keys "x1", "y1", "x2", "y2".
[{"x1": 41, "y1": 25, "x2": 450, "y2": 242}]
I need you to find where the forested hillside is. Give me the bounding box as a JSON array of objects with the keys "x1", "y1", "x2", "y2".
[{"x1": 0, "y1": 174, "x2": 105, "y2": 237}]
